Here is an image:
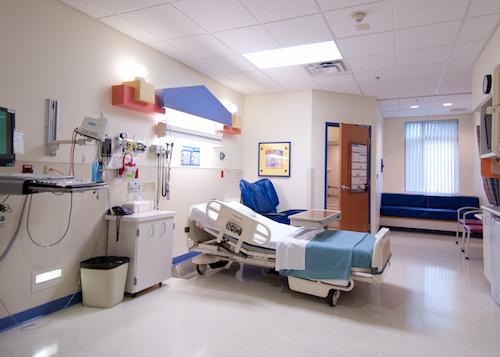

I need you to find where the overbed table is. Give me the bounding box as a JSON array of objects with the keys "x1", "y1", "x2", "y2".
[{"x1": 289, "y1": 209, "x2": 342, "y2": 229}]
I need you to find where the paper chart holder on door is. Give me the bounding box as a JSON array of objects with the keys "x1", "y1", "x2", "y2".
[{"x1": 351, "y1": 143, "x2": 368, "y2": 192}]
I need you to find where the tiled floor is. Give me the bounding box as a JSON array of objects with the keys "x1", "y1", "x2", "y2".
[{"x1": 1, "y1": 231, "x2": 499, "y2": 357}]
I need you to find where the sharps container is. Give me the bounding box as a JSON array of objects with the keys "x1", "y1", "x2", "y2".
[{"x1": 80, "y1": 256, "x2": 130, "y2": 308}]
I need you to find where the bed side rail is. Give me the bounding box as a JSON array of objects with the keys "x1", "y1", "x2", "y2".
[
  {"x1": 372, "y1": 227, "x2": 391, "y2": 273},
  {"x1": 206, "y1": 200, "x2": 271, "y2": 253}
]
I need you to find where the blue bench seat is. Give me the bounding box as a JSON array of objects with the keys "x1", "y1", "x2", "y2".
[{"x1": 380, "y1": 193, "x2": 479, "y2": 222}]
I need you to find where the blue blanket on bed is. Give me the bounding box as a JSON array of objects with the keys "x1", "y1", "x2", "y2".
[{"x1": 281, "y1": 230, "x2": 375, "y2": 280}]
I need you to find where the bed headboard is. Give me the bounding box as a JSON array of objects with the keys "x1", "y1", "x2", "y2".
[{"x1": 206, "y1": 200, "x2": 271, "y2": 253}]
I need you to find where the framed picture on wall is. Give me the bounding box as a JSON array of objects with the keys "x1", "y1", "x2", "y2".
[{"x1": 258, "y1": 142, "x2": 291, "y2": 177}]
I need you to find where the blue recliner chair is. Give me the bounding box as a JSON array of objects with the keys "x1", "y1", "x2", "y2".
[{"x1": 239, "y1": 179, "x2": 305, "y2": 225}]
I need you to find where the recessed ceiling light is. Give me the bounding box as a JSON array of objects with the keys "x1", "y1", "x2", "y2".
[
  {"x1": 410, "y1": 105, "x2": 419, "y2": 109},
  {"x1": 443, "y1": 102, "x2": 453, "y2": 107},
  {"x1": 243, "y1": 41, "x2": 342, "y2": 69}
]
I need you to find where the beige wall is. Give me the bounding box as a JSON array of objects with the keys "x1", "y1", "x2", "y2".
[
  {"x1": 472, "y1": 25, "x2": 500, "y2": 110},
  {"x1": 472, "y1": 22, "x2": 500, "y2": 204},
  {"x1": 242, "y1": 91, "x2": 312, "y2": 209},
  {"x1": 383, "y1": 114, "x2": 476, "y2": 196},
  {"x1": 0, "y1": 0, "x2": 243, "y2": 318},
  {"x1": 242, "y1": 89, "x2": 384, "y2": 233}
]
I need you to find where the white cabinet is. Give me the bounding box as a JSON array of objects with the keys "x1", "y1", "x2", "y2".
[
  {"x1": 482, "y1": 205, "x2": 500, "y2": 307},
  {"x1": 105, "y1": 210, "x2": 175, "y2": 294}
]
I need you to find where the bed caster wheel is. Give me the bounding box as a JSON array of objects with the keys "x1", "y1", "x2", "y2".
[
  {"x1": 465, "y1": 257, "x2": 469, "y2": 260},
  {"x1": 158, "y1": 282, "x2": 163, "y2": 287},
  {"x1": 196, "y1": 264, "x2": 208, "y2": 275},
  {"x1": 326, "y1": 289, "x2": 341, "y2": 307}
]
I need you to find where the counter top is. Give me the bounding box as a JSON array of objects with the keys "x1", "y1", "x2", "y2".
[
  {"x1": 105, "y1": 210, "x2": 175, "y2": 222},
  {"x1": 481, "y1": 205, "x2": 500, "y2": 218}
]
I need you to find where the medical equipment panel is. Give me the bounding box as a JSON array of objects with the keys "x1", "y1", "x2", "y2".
[
  {"x1": 0, "y1": 106, "x2": 15, "y2": 166},
  {"x1": 106, "y1": 210, "x2": 175, "y2": 294}
]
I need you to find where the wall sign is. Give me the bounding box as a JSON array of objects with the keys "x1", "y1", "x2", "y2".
[
  {"x1": 258, "y1": 142, "x2": 290, "y2": 177},
  {"x1": 181, "y1": 146, "x2": 200, "y2": 167},
  {"x1": 351, "y1": 143, "x2": 368, "y2": 192}
]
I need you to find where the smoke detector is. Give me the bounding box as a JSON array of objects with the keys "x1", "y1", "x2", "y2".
[
  {"x1": 305, "y1": 60, "x2": 348, "y2": 76},
  {"x1": 351, "y1": 11, "x2": 370, "y2": 31}
]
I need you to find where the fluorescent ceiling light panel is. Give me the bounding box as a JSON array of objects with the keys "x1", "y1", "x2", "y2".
[
  {"x1": 243, "y1": 41, "x2": 342, "y2": 69},
  {"x1": 443, "y1": 102, "x2": 453, "y2": 107},
  {"x1": 410, "y1": 105, "x2": 419, "y2": 109}
]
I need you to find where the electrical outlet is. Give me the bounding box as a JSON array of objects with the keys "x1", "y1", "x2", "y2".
[
  {"x1": 128, "y1": 180, "x2": 142, "y2": 192},
  {"x1": 141, "y1": 181, "x2": 156, "y2": 192}
]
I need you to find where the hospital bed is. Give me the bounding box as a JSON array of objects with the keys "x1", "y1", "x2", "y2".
[{"x1": 187, "y1": 200, "x2": 391, "y2": 306}]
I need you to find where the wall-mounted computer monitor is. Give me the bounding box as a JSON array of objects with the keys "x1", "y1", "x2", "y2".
[{"x1": 0, "y1": 107, "x2": 15, "y2": 166}]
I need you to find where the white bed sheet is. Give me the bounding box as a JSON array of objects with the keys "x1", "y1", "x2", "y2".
[{"x1": 189, "y1": 202, "x2": 323, "y2": 270}]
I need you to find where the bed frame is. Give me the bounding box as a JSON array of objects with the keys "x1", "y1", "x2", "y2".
[{"x1": 187, "y1": 200, "x2": 391, "y2": 306}]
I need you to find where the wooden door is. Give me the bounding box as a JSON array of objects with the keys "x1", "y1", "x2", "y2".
[{"x1": 339, "y1": 123, "x2": 370, "y2": 232}]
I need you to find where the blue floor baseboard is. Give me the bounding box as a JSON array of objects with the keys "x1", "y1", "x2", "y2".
[
  {"x1": 0, "y1": 291, "x2": 82, "y2": 334},
  {"x1": 0, "y1": 252, "x2": 200, "y2": 334},
  {"x1": 172, "y1": 251, "x2": 201, "y2": 265}
]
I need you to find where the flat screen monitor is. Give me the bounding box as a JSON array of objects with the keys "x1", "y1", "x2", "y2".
[{"x1": 0, "y1": 107, "x2": 15, "y2": 166}]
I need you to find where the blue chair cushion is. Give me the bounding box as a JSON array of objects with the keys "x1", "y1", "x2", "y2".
[
  {"x1": 380, "y1": 205, "x2": 457, "y2": 221},
  {"x1": 381, "y1": 193, "x2": 427, "y2": 207},
  {"x1": 240, "y1": 179, "x2": 279, "y2": 214},
  {"x1": 428, "y1": 196, "x2": 479, "y2": 210}
]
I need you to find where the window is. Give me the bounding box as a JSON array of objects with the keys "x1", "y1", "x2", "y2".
[{"x1": 405, "y1": 120, "x2": 459, "y2": 194}]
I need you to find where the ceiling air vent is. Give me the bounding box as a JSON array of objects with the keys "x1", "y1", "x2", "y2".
[{"x1": 305, "y1": 60, "x2": 348, "y2": 77}]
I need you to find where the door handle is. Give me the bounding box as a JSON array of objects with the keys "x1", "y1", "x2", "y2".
[
  {"x1": 150, "y1": 224, "x2": 155, "y2": 237},
  {"x1": 161, "y1": 222, "x2": 167, "y2": 234},
  {"x1": 340, "y1": 185, "x2": 350, "y2": 191}
]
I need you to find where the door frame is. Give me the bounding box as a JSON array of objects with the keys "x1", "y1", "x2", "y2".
[{"x1": 324, "y1": 122, "x2": 372, "y2": 227}]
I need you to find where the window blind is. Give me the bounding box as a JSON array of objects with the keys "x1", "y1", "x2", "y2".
[{"x1": 405, "y1": 120, "x2": 459, "y2": 194}]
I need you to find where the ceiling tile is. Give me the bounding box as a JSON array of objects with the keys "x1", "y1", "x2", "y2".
[
  {"x1": 62, "y1": 0, "x2": 114, "y2": 18},
  {"x1": 214, "y1": 26, "x2": 280, "y2": 54},
  {"x1": 314, "y1": 74, "x2": 362, "y2": 95},
  {"x1": 173, "y1": 0, "x2": 258, "y2": 32},
  {"x1": 430, "y1": 93, "x2": 471, "y2": 109},
  {"x1": 383, "y1": 108, "x2": 429, "y2": 117},
  {"x1": 355, "y1": 69, "x2": 399, "y2": 98},
  {"x1": 338, "y1": 31, "x2": 394, "y2": 57},
  {"x1": 398, "y1": 63, "x2": 445, "y2": 82},
  {"x1": 169, "y1": 34, "x2": 233, "y2": 60},
  {"x1": 149, "y1": 40, "x2": 192, "y2": 61},
  {"x1": 213, "y1": 71, "x2": 285, "y2": 94},
  {"x1": 397, "y1": 45, "x2": 451, "y2": 68},
  {"x1": 399, "y1": 96, "x2": 434, "y2": 110},
  {"x1": 396, "y1": 21, "x2": 462, "y2": 51},
  {"x1": 457, "y1": 14, "x2": 500, "y2": 43},
  {"x1": 347, "y1": 52, "x2": 396, "y2": 72},
  {"x1": 123, "y1": 4, "x2": 205, "y2": 40},
  {"x1": 378, "y1": 99, "x2": 400, "y2": 111},
  {"x1": 438, "y1": 73, "x2": 472, "y2": 94},
  {"x1": 240, "y1": 0, "x2": 319, "y2": 23},
  {"x1": 451, "y1": 40, "x2": 487, "y2": 61},
  {"x1": 279, "y1": 78, "x2": 321, "y2": 91},
  {"x1": 187, "y1": 56, "x2": 256, "y2": 76},
  {"x1": 324, "y1": 1, "x2": 393, "y2": 38},
  {"x1": 100, "y1": 15, "x2": 159, "y2": 43},
  {"x1": 96, "y1": 0, "x2": 169, "y2": 13},
  {"x1": 393, "y1": 0, "x2": 469, "y2": 29},
  {"x1": 446, "y1": 60, "x2": 475, "y2": 75},
  {"x1": 397, "y1": 80, "x2": 439, "y2": 97},
  {"x1": 262, "y1": 66, "x2": 312, "y2": 82},
  {"x1": 468, "y1": 0, "x2": 500, "y2": 18},
  {"x1": 317, "y1": 0, "x2": 385, "y2": 11},
  {"x1": 265, "y1": 14, "x2": 332, "y2": 47}
]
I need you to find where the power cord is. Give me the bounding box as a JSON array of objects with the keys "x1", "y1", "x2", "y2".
[
  {"x1": 26, "y1": 193, "x2": 73, "y2": 248},
  {"x1": 0, "y1": 194, "x2": 9, "y2": 205},
  {"x1": 0, "y1": 196, "x2": 29, "y2": 263}
]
